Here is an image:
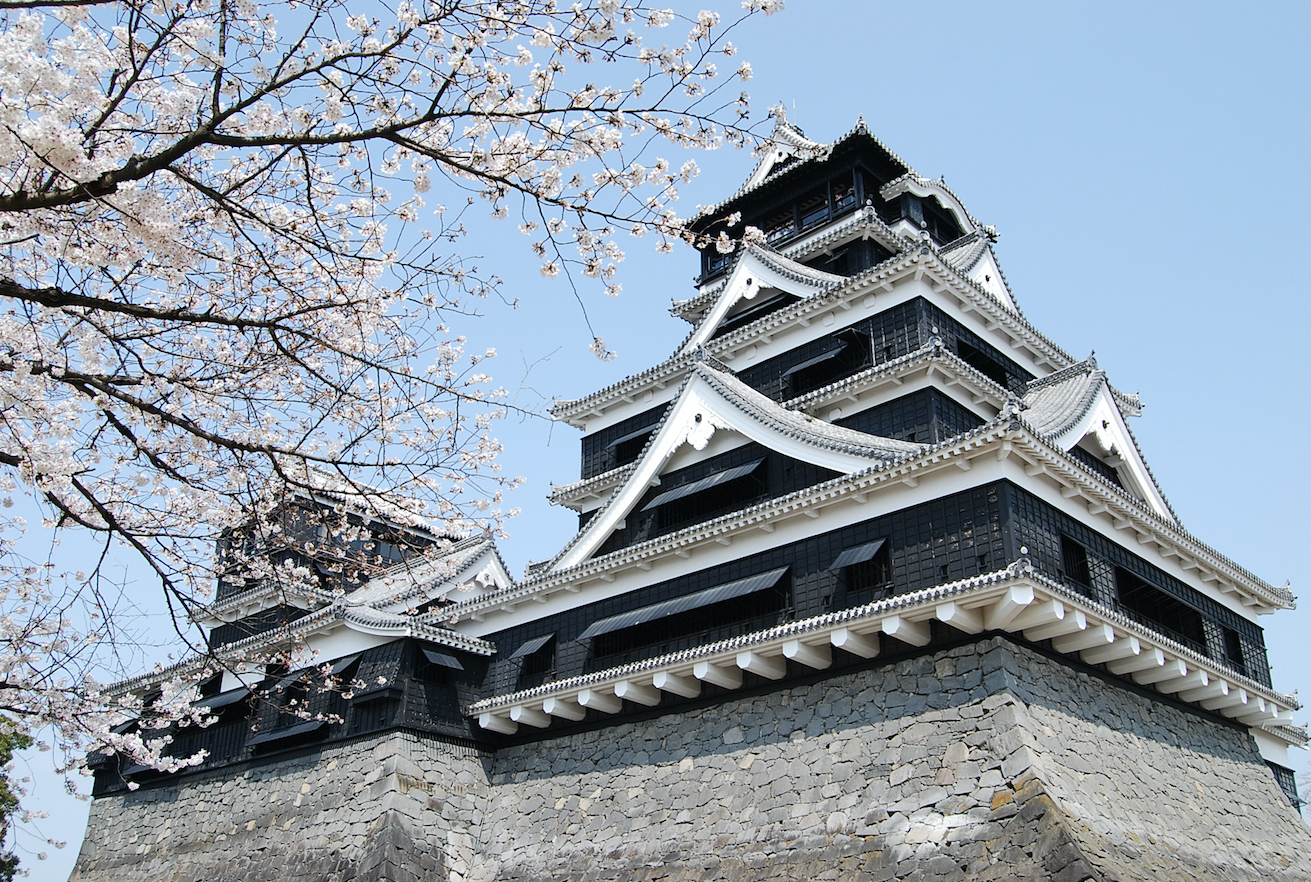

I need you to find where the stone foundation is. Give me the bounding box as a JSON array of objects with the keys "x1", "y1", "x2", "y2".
[{"x1": 71, "y1": 638, "x2": 1311, "y2": 881}]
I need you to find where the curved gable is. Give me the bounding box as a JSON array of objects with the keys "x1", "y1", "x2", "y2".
[
  {"x1": 880, "y1": 173, "x2": 979, "y2": 236},
  {"x1": 678, "y1": 245, "x2": 844, "y2": 356},
  {"x1": 1023, "y1": 363, "x2": 1174, "y2": 521},
  {"x1": 550, "y1": 361, "x2": 918, "y2": 572}
]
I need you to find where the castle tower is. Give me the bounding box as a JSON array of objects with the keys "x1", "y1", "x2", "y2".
[{"x1": 73, "y1": 120, "x2": 1311, "y2": 882}]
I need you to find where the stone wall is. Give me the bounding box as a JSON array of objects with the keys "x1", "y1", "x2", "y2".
[
  {"x1": 71, "y1": 638, "x2": 1311, "y2": 881},
  {"x1": 70, "y1": 731, "x2": 491, "y2": 882}
]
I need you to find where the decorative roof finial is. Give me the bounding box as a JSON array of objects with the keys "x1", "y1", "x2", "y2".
[{"x1": 1087, "y1": 350, "x2": 1098, "y2": 370}]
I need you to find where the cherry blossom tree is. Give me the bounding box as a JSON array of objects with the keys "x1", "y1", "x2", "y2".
[{"x1": 0, "y1": 0, "x2": 781, "y2": 842}]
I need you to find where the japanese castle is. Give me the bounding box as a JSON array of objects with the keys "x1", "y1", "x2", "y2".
[{"x1": 73, "y1": 119, "x2": 1311, "y2": 882}]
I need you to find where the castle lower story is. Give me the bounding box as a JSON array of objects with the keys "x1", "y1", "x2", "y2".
[{"x1": 71, "y1": 638, "x2": 1311, "y2": 882}]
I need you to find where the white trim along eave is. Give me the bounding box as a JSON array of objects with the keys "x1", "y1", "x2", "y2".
[
  {"x1": 449, "y1": 421, "x2": 1292, "y2": 643},
  {"x1": 467, "y1": 561, "x2": 1304, "y2": 749},
  {"x1": 547, "y1": 343, "x2": 1012, "y2": 514},
  {"x1": 552, "y1": 247, "x2": 1075, "y2": 432}
]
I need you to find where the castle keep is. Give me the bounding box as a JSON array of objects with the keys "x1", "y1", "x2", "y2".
[{"x1": 72, "y1": 120, "x2": 1311, "y2": 882}]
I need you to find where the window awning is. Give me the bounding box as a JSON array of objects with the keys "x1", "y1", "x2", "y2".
[
  {"x1": 508, "y1": 633, "x2": 554, "y2": 659},
  {"x1": 641, "y1": 458, "x2": 765, "y2": 511},
  {"x1": 121, "y1": 762, "x2": 159, "y2": 777},
  {"x1": 421, "y1": 648, "x2": 464, "y2": 670},
  {"x1": 329, "y1": 654, "x2": 361, "y2": 675},
  {"x1": 191, "y1": 686, "x2": 250, "y2": 711},
  {"x1": 273, "y1": 670, "x2": 307, "y2": 692},
  {"x1": 721, "y1": 292, "x2": 798, "y2": 331},
  {"x1": 247, "y1": 720, "x2": 326, "y2": 747},
  {"x1": 578, "y1": 566, "x2": 790, "y2": 640},
  {"x1": 605, "y1": 425, "x2": 656, "y2": 450},
  {"x1": 782, "y1": 345, "x2": 845, "y2": 377},
  {"x1": 828, "y1": 538, "x2": 887, "y2": 571}
]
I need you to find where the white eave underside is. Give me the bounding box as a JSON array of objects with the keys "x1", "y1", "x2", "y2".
[{"x1": 468, "y1": 562, "x2": 1304, "y2": 748}]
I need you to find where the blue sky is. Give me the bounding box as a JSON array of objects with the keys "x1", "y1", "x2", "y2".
[{"x1": 30, "y1": 2, "x2": 1311, "y2": 878}]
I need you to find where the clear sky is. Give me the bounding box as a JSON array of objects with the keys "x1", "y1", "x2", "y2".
[{"x1": 30, "y1": 2, "x2": 1311, "y2": 878}]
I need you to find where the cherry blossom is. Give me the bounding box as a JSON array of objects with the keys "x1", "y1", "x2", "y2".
[{"x1": 0, "y1": 0, "x2": 782, "y2": 845}]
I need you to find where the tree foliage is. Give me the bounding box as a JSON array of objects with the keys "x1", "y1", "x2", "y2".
[{"x1": 0, "y1": 0, "x2": 780, "y2": 850}]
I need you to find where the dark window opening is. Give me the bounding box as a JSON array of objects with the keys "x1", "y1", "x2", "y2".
[
  {"x1": 805, "y1": 248, "x2": 850, "y2": 276},
  {"x1": 417, "y1": 646, "x2": 464, "y2": 685},
  {"x1": 1223, "y1": 627, "x2": 1248, "y2": 678},
  {"x1": 842, "y1": 545, "x2": 892, "y2": 606},
  {"x1": 515, "y1": 635, "x2": 556, "y2": 691},
  {"x1": 1115, "y1": 567, "x2": 1206, "y2": 654},
  {"x1": 702, "y1": 246, "x2": 733, "y2": 278},
  {"x1": 760, "y1": 204, "x2": 796, "y2": 245},
  {"x1": 641, "y1": 459, "x2": 768, "y2": 533},
  {"x1": 832, "y1": 176, "x2": 857, "y2": 212},
  {"x1": 829, "y1": 539, "x2": 891, "y2": 607},
  {"x1": 414, "y1": 595, "x2": 449, "y2": 616},
  {"x1": 276, "y1": 676, "x2": 310, "y2": 726},
  {"x1": 798, "y1": 187, "x2": 829, "y2": 230},
  {"x1": 1269, "y1": 762, "x2": 1303, "y2": 811},
  {"x1": 955, "y1": 340, "x2": 1011, "y2": 389},
  {"x1": 348, "y1": 697, "x2": 397, "y2": 735},
  {"x1": 1068, "y1": 443, "x2": 1124, "y2": 489},
  {"x1": 803, "y1": 241, "x2": 894, "y2": 278},
  {"x1": 1061, "y1": 535, "x2": 1093, "y2": 596},
  {"x1": 612, "y1": 431, "x2": 652, "y2": 467},
  {"x1": 589, "y1": 573, "x2": 791, "y2": 669},
  {"x1": 656, "y1": 474, "x2": 766, "y2": 531},
  {"x1": 197, "y1": 673, "x2": 223, "y2": 699},
  {"x1": 784, "y1": 329, "x2": 872, "y2": 398},
  {"x1": 921, "y1": 198, "x2": 964, "y2": 244}
]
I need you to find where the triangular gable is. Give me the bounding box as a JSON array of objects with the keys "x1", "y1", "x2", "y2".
[
  {"x1": 349, "y1": 533, "x2": 513, "y2": 613},
  {"x1": 550, "y1": 359, "x2": 919, "y2": 572},
  {"x1": 678, "y1": 245, "x2": 844, "y2": 355},
  {"x1": 1022, "y1": 362, "x2": 1174, "y2": 521},
  {"x1": 940, "y1": 232, "x2": 1018, "y2": 314},
  {"x1": 740, "y1": 117, "x2": 829, "y2": 191}
]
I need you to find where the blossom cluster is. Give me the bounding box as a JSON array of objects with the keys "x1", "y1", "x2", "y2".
[{"x1": 0, "y1": 0, "x2": 781, "y2": 837}]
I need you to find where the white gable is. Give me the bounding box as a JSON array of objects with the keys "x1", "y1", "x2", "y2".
[
  {"x1": 679, "y1": 247, "x2": 843, "y2": 356},
  {"x1": 1045, "y1": 382, "x2": 1172, "y2": 520},
  {"x1": 550, "y1": 363, "x2": 917, "y2": 572},
  {"x1": 960, "y1": 242, "x2": 1017, "y2": 313}
]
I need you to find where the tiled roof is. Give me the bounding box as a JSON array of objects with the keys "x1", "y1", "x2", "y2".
[
  {"x1": 544, "y1": 356, "x2": 919, "y2": 572},
  {"x1": 685, "y1": 117, "x2": 914, "y2": 228},
  {"x1": 466, "y1": 561, "x2": 1300, "y2": 742},
  {"x1": 452, "y1": 411, "x2": 1294, "y2": 623},
  {"x1": 880, "y1": 172, "x2": 984, "y2": 232},
  {"x1": 694, "y1": 361, "x2": 920, "y2": 459},
  {"x1": 671, "y1": 243, "x2": 847, "y2": 355},
  {"x1": 939, "y1": 231, "x2": 990, "y2": 275},
  {"x1": 557, "y1": 244, "x2": 1078, "y2": 426},
  {"x1": 1017, "y1": 358, "x2": 1175, "y2": 523},
  {"x1": 346, "y1": 532, "x2": 504, "y2": 608},
  {"x1": 670, "y1": 206, "x2": 909, "y2": 324},
  {"x1": 1020, "y1": 358, "x2": 1107, "y2": 439}
]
